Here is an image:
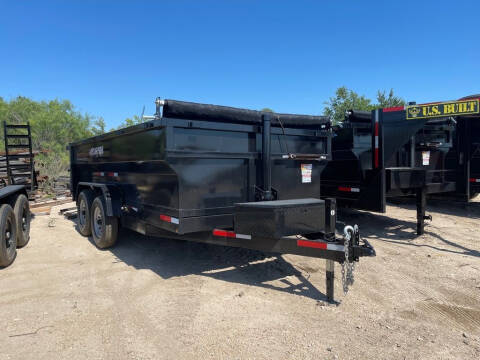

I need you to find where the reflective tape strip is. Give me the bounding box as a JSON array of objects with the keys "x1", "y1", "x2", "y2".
[
  {"x1": 212, "y1": 229, "x2": 252, "y2": 240},
  {"x1": 160, "y1": 214, "x2": 179, "y2": 224},
  {"x1": 469, "y1": 178, "x2": 480, "y2": 183},
  {"x1": 383, "y1": 106, "x2": 404, "y2": 112},
  {"x1": 338, "y1": 186, "x2": 360, "y2": 193},
  {"x1": 93, "y1": 172, "x2": 119, "y2": 177},
  {"x1": 297, "y1": 239, "x2": 345, "y2": 252},
  {"x1": 374, "y1": 111, "x2": 379, "y2": 168}
]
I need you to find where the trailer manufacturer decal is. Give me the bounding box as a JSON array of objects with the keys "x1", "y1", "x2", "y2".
[
  {"x1": 89, "y1": 146, "x2": 104, "y2": 157},
  {"x1": 301, "y1": 164, "x2": 312, "y2": 183},
  {"x1": 406, "y1": 99, "x2": 479, "y2": 120}
]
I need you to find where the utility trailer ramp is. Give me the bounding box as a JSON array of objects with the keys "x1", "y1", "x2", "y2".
[{"x1": 69, "y1": 98, "x2": 375, "y2": 303}]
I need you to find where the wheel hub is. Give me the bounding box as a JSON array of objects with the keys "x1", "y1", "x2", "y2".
[{"x1": 93, "y1": 206, "x2": 103, "y2": 238}]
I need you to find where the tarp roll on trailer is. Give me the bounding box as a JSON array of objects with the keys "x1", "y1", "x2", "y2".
[
  {"x1": 162, "y1": 99, "x2": 330, "y2": 128},
  {"x1": 346, "y1": 110, "x2": 371, "y2": 122}
]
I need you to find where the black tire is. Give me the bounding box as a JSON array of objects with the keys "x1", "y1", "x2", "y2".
[
  {"x1": 90, "y1": 196, "x2": 118, "y2": 249},
  {"x1": 0, "y1": 204, "x2": 18, "y2": 268},
  {"x1": 14, "y1": 194, "x2": 31, "y2": 248},
  {"x1": 77, "y1": 190, "x2": 94, "y2": 236}
]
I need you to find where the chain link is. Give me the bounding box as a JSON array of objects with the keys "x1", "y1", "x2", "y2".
[{"x1": 341, "y1": 226, "x2": 356, "y2": 294}]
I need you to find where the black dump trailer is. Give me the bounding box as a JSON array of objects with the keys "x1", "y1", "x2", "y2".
[
  {"x1": 450, "y1": 95, "x2": 480, "y2": 202},
  {"x1": 0, "y1": 122, "x2": 35, "y2": 268},
  {"x1": 69, "y1": 98, "x2": 375, "y2": 302},
  {"x1": 320, "y1": 100, "x2": 473, "y2": 235}
]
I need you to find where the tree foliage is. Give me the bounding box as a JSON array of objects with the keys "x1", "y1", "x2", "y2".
[
  {"x1": 114, "y1": 115, "x2": 145, "y2": 129},
  {"x1": 0, "y1": 96, "x2": 103, "y2": 192},
  {"x1": 323, "y1": 87, "x2": 405, "y2": 124}
]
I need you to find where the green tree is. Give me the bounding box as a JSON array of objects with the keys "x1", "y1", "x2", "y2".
[
  {"x1": 261, "y1": 107, "x2": 274, "y2": 112},
  {"x1": 115, "y1": 115, "x2": 145, "y2": 129},
  {"x1": 91, "y1": 117, "x2": 106, "y2": 135},
  {"x1": 323, "y1": 86, "x2": 373, "y2": 124},
  {"x1": 323, "y1": 87, "x2": 405, "y2": 123},
  {"x1": 375, "y1": 89, "x2": 405, "y2": 108},
  {"x1": 0, "y1": 96, "x2": 96, "y2": 193}
]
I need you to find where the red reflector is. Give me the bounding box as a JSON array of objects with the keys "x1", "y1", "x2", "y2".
[
  {"x1": 374, "y1": 122, "x2": 379, "y2": 136},
  {"x1": 107, "y1": 172, "x2": 115, "y2": 177},
  {"x1": 383, "y1": 106, "x2": 404, "y2": 113},
  {"x1": 160, "y1": 215, "x2": 171, "y2": 222},
  {"x1": 338, "y1": 186, "x2": 351, "y2": 192},
  {"x1": 374, "y1": 148, "x2": 379, "y2": 168},
  {"x1": 212, "y1": 229, "x2": 236, "y2": 238},
  {"x1": 297, "y1": 239, "x2": 327, "y2": 249},
  {"x1": 470, "y1": 178, "x2": 478, "y2": 183}
]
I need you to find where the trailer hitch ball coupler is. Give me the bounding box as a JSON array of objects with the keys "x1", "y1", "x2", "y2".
[{"x1": 343, "y1": 225, "x2": 354, "y2": 239}]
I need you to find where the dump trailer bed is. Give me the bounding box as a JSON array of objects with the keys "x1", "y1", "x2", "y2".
[
  {"x1": 321, "y1": 100, "x2": 471, "y2": 235},
  {"x1": 69, "y1": 98, "x2": 375, "y2": 302},
  {"x1": 450, "y1": 95, "x2": 480, "y2": 202}
]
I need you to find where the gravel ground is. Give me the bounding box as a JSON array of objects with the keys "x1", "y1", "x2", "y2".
[{"x1": 0, "y1": 199, "x2": 479, "y2": 360}]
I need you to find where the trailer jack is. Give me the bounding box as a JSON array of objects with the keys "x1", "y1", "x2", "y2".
[{"x1": 416, "y1": 187, "x2": 433, "y2": 235}]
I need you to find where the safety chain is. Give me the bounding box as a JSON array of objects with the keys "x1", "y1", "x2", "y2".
[{"x1": 341, "y1": 226, "x2": 356, "y2": 294}]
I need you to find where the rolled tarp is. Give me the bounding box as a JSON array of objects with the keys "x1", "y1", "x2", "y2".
[
  {"x1": 162, "y1": 99, "x2": 330, "y2": 128},
  {"x1": 346, "y1": 110, "x2": 371, "y2": 122}
]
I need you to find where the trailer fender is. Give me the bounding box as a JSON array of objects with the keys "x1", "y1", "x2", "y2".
[
  {"x1": 76, "y1": 182, "x2": 123, "y2": 217},
  {"x1": 0, "y1": 185, "x2": 28, "y2": 205}
]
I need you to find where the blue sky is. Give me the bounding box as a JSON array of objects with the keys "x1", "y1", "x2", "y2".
[{"x1": 1, "y1": 0, "x2": 479, "y2": 128}]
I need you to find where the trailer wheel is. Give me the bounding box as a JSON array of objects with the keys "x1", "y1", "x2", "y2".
[
  {"x1": 0, "y1": 204, "x2": 17, "y2": 267},
  {"x1": 14, "y1": 194, "x2": 31, "y2": 248},
  {"x1": 77, "y1": 190, "x2": 94, "y2": 236},
  {"x1": 90, "y1": 196, "x2": 118, "y2": 249}
]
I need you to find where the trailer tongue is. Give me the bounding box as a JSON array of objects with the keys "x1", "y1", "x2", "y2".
[{"x1": 70, "y1": 98, "x2": 375, "y2": 303}]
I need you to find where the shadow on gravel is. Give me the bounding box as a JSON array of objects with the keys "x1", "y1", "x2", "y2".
[
  {"x1": 338, "y1": 208, "x2": 480, "y2": 259},
  {"x1": 72, "y1": 222, "x2": 331, "y2": 302},
  {"x1": 387, "y1": 196, "x2": 480, "y2": 219}
]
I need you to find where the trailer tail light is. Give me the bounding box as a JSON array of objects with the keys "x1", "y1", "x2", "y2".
[
  {"x1": 338, "y1": 186, "x2": 360, "y2": 193},
  {"x1": 469, "y1": 178, "x2": 480, "y2": 183},
  {"x1": 160, "y1": 214, "x2": 179, "y2": 224},
  {"x1": 296, "y1": 239, "x2": 344, "y2": 252},
  {"x1": 212, "y1": 229, "x2": 251, "y2": 240}
]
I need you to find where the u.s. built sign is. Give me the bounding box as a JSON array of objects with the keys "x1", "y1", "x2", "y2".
[{"x1": 406, "y1": 99, "x2": 479, "y2": 120}]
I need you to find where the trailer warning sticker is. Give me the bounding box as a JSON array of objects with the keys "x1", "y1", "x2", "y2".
[
  {"x1": 301, "y1": 164, "x2": 312, "y2": 183},
  {"x1": 406, "y1": 99, "x2": 479, "y2": 120},
  {"x1": 422, "y1": 151, "x2": 430, "y2": 166}
]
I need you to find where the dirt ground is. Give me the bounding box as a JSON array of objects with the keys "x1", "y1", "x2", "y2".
[{"x1": 1, "y1": 199, "x2": 479, "y2": 360}]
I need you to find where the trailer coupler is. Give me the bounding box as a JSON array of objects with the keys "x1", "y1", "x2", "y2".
[
  {"x1": 350, "y1": 238, "x2": 376, "y2": 259},
  {"x1": 324, "y1": 225, "x2": 375, "y2": 303},
  {"x1": 343, "y1": 225, "x2": 376, "y2": 262}
]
